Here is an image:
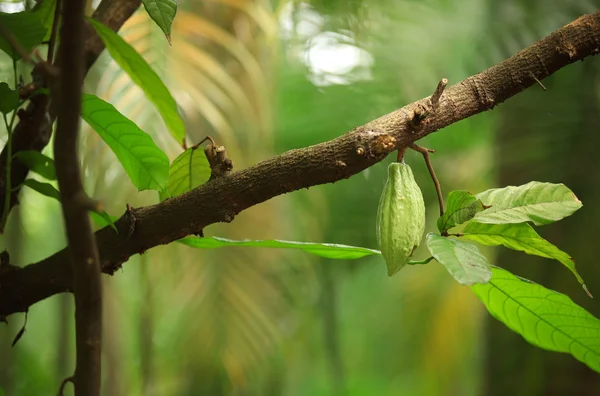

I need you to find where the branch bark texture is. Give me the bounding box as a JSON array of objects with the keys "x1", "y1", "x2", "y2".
[
  {"x1": 1, "y1": 11, "x2": 599, "y2": 318},
  {"x1": 53, "y1": 0, "x2": 102, "y2": 395},
  {"x1": 0, "y1": 0, "x2": 141, "y2": 230}
]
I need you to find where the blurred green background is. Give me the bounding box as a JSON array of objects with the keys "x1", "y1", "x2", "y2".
[{"x1": 1, "y1": 0, "x2": 600, "y2": 395}]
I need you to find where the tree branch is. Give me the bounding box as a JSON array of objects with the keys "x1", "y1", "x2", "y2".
[
  {"x1": 1, "y1": 11, "x2": 599, "y2": 317},
  {"x1": 53, "y1": 0, "x2": 102, "y2": 394},
  {"x1": 0, "y1": 0, "x2": 141, "y2": 231}
]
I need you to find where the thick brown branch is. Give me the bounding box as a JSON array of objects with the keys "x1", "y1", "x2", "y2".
[
  {"x1": 0, "y1": 0, "x2": 141, "y2": 231},
  {"x1": 1, "y1": 11, "x2": 599, "y2": 317},
  {"x1": 53, "y1": 0, "x2": 102, "y2": 395}
]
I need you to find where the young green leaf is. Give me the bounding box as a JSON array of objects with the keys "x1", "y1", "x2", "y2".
[
  {"x1": 179, "y1": 236, "x2": 381, "y2": 260},
  {"x1": 474, "y1": 182, "x2": 582, "y2": 226},
  {"x1": 426, "y1": 233, "x2": 492, "y2": 285},
  {"x1": 0, "y1": 11, "x2": 47, "y2": 60},
  {"x1": 14, "y1": 151, "x2": 56, "y2": 180},
  {"x1": 159, "y1": 145, "x2": 210, "y2": 201},
  {"x1": 89, "y1": 211, "x2": 118, "y2": 233},
  {"x1": 22, "y1": 176, "x2": 119, "y2": 233},
  {"x1": 23, "y1": 179, "x2": 60, "y2": 201},
  {"x1": 81, "y1": 94, "x2": 169, "y2": 191},
  {"x1": 472, "y1": 267, "x2": 600, "y2": 373},
  {"x1": 460, "y1": 222, "x2": 588, "y2": 293},
  {"x1": 141, "y1": 0, "x2": 177, "y2": 44},
  {"x1": 0, "y1": 82, "x2": 19, "y2": 114},
  {"x1": 437, "y1": 190, "x2": 486, "y2": 233},
  {"x1": 88, "y1": 18, "x2": 185, "y2": 145}
]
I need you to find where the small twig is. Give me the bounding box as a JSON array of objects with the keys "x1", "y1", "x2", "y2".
[
  {"x1": 57, "y1": 376, "x2": 74, "y2": 396},
  {"x1": 196, "y1": 135, "x2": 216, "y2": 149},
  {"x1": 11, "y1": 309, "x2": 28, "y2": 346},
  {"x1": 47, "y1": 0, "x2": 62, "y2": 65},
  {"x1": 431, "y1": 78, "x2": 448, "y2": 108},
  {"x1": 410, "y1": 143, "x2": 444, "y2": 217},
  {"x1": 529, "y1": 71, "x2": 547, "y2": 91}
]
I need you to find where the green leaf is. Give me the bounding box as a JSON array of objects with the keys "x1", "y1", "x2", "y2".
[
  {"x1": 33, "y1": 0, "x2": 57, "y2": 41},
  {"x1": 159, "y1": 145, "x2": 210, "y2": 200},
  {"x1": 89, "y1": 210, "x2": 118, "y2": 233},
  {"x1": 474, "y1": 182, "x2": 582, "y2": 226},
  {"x1": 179, "y1": 236, "x2": 381, "y2": 260},
  {"x1": 21, "y1": 178, "x2": 118, "y2": 233},
  {"x1": 437, "y1": 190, "x2": 486, "y2": 233},
  {"x1": 426, "y1": 233, "x2": 492, "y2": 285},
  {"x1": 472, "y1": 267, "x2": 600, "y2": 373},
  {"x1": 88, "y1": 18, "x2": 185, "y2": 145},
  {"x1": 23, "y1": 179, "x2": 60, "y2": 201},
  {"x1": 461, "y1": 222, "x2": 589, "y2": 292},
  {"x1": 141, "y1": 0, "x2": 177, "y2": 44},
  {"x1": 81, "y1": 94, "x2": 169, "y2": 191},
  {"x1": 14, "y1": 150, "x2": 56, "y2": 180},
  {"x1": 0, "y1": 82, "x2": 18, "y2": 114},
  {"x1": 0, "y1": 11, "x2": 47, "y2": 60}
]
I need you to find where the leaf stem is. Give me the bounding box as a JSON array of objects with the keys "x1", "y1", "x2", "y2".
[
  {"x1": 410, "y1": 143, "x2": 444, "y2": 217},
  {"x1": 47, "y1": 0, "x2": 62, "y2": 65},
  {"x1": 1, "y1": 59, "x2": 19, "y2": 231},
  {"x1": 407, "y1": 256, "x2": 434, "y2": 265}
]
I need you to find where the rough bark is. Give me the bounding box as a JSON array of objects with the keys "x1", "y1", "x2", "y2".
[
  {"x1": 1, "y1": 11, "x2": 600, "y2": 318},
  {"x1": 53, "y1": 0, "x2": 103, "y2": 394}
]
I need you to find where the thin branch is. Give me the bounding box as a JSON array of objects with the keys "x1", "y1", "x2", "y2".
[
  {"x1": 0, "y1": 0, "x2": 141, "y2": 238},
  {"x1": 53, "y1": 0, "x2": 102, "y2": 395},
  {"x1": 47, "y1": 0, "x2": 63, "y2": 65},
  {"x1": 529, "y1": 71, "x2": 547, "y2": 91},
  {"x1": 1, "y1": 11, "x2": 600, "y2": 317},
  {"x1": 58, "y1": 376, "x2": 74, "y2": 396},
  {"x1": 410, "y1": 144, "x2": 444, "y2": 217}
]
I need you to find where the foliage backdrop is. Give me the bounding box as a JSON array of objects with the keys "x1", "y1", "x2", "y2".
[{"x1": 0, "y1": 0, "x2": 599, "y2": 395}]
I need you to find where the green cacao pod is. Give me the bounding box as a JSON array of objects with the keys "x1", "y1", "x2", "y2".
[{"x1": 376, "y1": 162, "x2": 426, "y2": 276}]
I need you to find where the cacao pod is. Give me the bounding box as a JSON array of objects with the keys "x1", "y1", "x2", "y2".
[{"x1": 376, "y1": 162, "x2": 426, "y2": 276}]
